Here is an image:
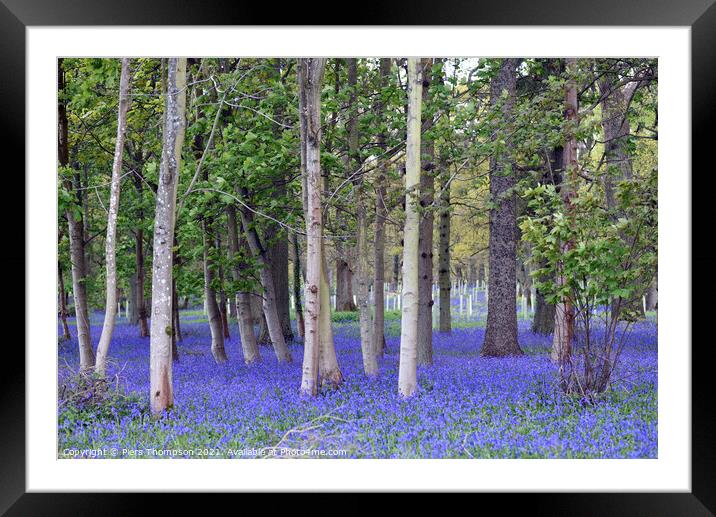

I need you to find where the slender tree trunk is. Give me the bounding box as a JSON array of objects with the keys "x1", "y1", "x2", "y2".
[
  {"x1": 398, "y1": 58, "x2": 423, "y2": 397},
  {"x1": 59, "y1": 58, "x2": 95, "y2": 371},
  {"x1": 203, "y1": 221, "x2": 228, "y2": 363},
  {"x1": 290, "y1": 232, "x2": 305, "y2": 339},
  {"x1": 438, "y1": 152, "x2": 452, "y2": 334},
  {"x1": 239, "y1": 199, "x2": 292, "y2": 363},
  {"x1": 226, "y1": 205, "x2": 261, "y2": 363},
  {"x1": 392, "y1": 253, "x2": 400, "y2": 291},
  {"x1": 171, "y1": 274, "x2": 180, "y2": 361},
  {"x1": 482, "y1": 58, "x2": 523, "y2": 357},
  {"x1": 552, "y1": 57, "x2": 578, "y2": 363},
  {"x1": 373, "y1": 57, "x2": 391, "y2": 358},
  {"x1": 149, "y1": 57, "x2": 187, "y2": 416},
  {"x1": 226, "y1": 205, "x2": 260, "y2": 363},
  {"x1": 58, "y1": 261, "x2": 71, "y2": 340},
  {"x1": 417, "y1": 58, "x2": 435, "y2": 366},
  {"x1": 95, "y1": 58, "x2": 132, "y2": 375},
  {"x1": 216, "y1": 233, "x2": 231, "y2": 340},
  {"x1": 645, "y1": 277, "x2": 658, "y2": 311},
  {"x1": 136, "y1": 227, "x2": 149, "y2": 336},
  {"x1": 299, "y1": 58, "x2": 326, "y2": 396}
]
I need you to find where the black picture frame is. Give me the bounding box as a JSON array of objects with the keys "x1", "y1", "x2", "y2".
[{"x1": 5, "y1": 0, "x2": 714, "y2": 513}]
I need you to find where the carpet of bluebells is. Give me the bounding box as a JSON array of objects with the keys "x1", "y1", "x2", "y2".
[{"x1": 58, "y1": 303, "x2": 657, "y2": 459}]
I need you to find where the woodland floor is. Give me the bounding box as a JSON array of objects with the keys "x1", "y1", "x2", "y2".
[{"x1": 57, "y1": 304, "x2": 658, "y2": 459}]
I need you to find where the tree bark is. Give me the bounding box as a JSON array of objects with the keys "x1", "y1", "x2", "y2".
[
  {"x1": 150, "y1": 57, "x2": 187, "y2": 415},
  {"x1": 299, "y1": 58, "x2": 326, "y2": 396},
  {"x1": 216, "y1": 233, "x2": 231, "y2": 340},
  {"x1": 532, "y1": 288, "x2": 556, "y2": 335},
  {"x1": 481, "y1": 58, "x2": 524, "y2": 357},
  {"x1": 59, "y1": 58, "x2": 95, "y2": 371},
  {"x1": 392, "y1": 253, "x2": 401, "y2": 291},
  {"x1": 438, "y1": 151, "x2": 452, "y2": 334},
  {"x1": 645, "y1": 277, "x2": 658, "y2": 311},
  {"x1": 398, "y1": 58, "x2": 423, "y2": 397},
  {"x1": 267, "y1": 231, "x2": 293, "y2": 341},
  {"x1": 290, "y1": 232, "x2": 305, "y2": 339},
  {"x1": 335, "y1": 257, "x2": 356, "y2": 311},
  {"x1": 417, "y1": 58, "x2": 435, "y2": 366},
  {"x1": 319, "y1": 251, "x2": 343, "y2": 387},
  {"x1": 227, "y1": 204, "x2": 261, "y2": 364}
]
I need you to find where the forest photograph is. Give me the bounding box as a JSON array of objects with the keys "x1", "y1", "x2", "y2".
[{"x1": 57, "y1": 56, "x2": 658, "y2": 460}]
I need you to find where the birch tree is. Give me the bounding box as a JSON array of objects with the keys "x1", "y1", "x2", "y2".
[
  {"x1": 95, "y1": 58, "x2": 132, "y2": 375},
  {"x1": 417, "y1": 58, "x2": 435, "y2": 366},
  {"x1": 149, "y1": 57, "x2": 187, "y2": 415},
  {"x1": 299, "y1": 58, "x2": 326, "y2": 396},
  {"x1": 398, "y1": 58, "x2": 423, "y2": 397}
]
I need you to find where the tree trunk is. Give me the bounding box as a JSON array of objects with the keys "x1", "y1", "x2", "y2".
[
  {"x1": 392, "y1": 253, "x2": 401, "y2": 291},
  {"x1": 482, "y1": 58, "x2": 524, "y2": 358},
  {"x1": 203, "y1": 220, "x2": 228, "y2": 364},
  {"x1": 417, "y1": 58, "x2": 435, "y2": 366},
  {"x1": 216, "y1": 233, "x2": 231, "y2": 340},
  {"x1": 532, "y1": 288, "x2": 556, "y2": 335},
  {"x1": 438, "y1": 151, "x2": 452, "y2": 334},
  {"x1": 239, "y1": 198, "x2": 292, "y2": 363},
  {"x1": 373, "y1": 57, "x2": 391, "y2": 358},
  {"x1": 299, "y1": 58, "x2": 326, "y2": 396},
  {"x1": 171, "y1": 274, "x2": 180, "y2": 361},
  {"x1": 136, "y1": 227, "x2": 149, "y2": 337},
  {"x1": 128, "y1": 272, "x2": 139, "y2": 325},
  {"x1": 267, "y1": 232, "x2": 293, "y2": 341},
  {"x1": 95, "y1": 58, "x2": 132, "y2": 375},
  {"x1": 58, "y1": 261, "x2": 71, "y2": 340},
  {"x1": 552, "y1": 58, "x2": 578, "y2": 363},
  {"x1": 59, "y1": 58, "x2": 95, "y2": 371},
  {"x1": 149, "y1": 57, "x2": 187, "y2": 416},
  {"x1": 398, "y1": 58, "x2": 423, "y2": 397},
  {"x1": 319, "y1": 251, "x2": 343, "y2": 387},
  {"x1": 227, "y1": 204, "x2": 261, "y2": 364},
  {"x1": 335, "y1": 257, "x2": 356, "y2": 311},
  {"x1": 290, "y1": 232, "x2": 305, "y2": 339},
  {"x1": 645, "y1": 277, "x2": 658, "y2": 311}
]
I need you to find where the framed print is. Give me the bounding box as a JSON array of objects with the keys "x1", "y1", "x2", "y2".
[{"x1": 6, "y1": 0, "x2": 715, "y2": 513}]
